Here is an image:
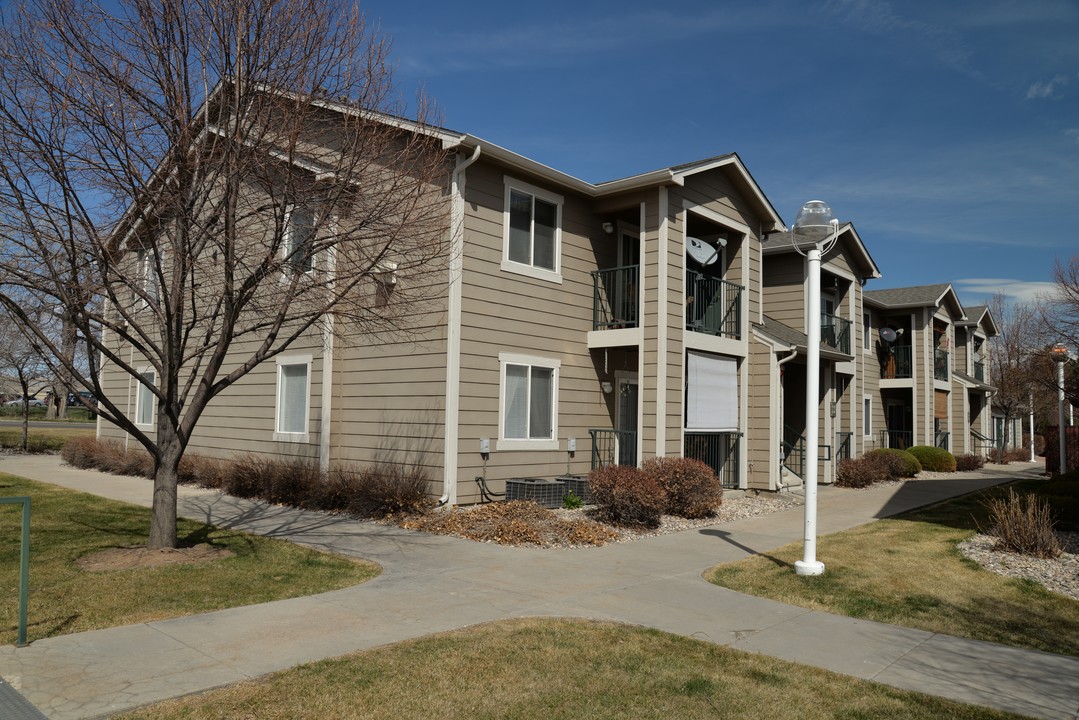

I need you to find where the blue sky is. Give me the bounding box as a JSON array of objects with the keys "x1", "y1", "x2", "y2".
[{"x1": 362, "y1": 0, "x2": 1078, "y2": 308}]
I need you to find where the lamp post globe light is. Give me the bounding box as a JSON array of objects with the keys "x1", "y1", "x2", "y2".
[
  {"x1": 792, "y1": 200, "x2": 839, "y2": 577},
  {"x1": 1051, "y1": 343, "x2": 1069, "y2": 475}
]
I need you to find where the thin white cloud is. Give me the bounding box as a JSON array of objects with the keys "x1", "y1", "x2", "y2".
[
  {"x1": 1026, "y1": 74, "x2": 1070, "y2": 99},
  {"x1": 952, "y1": 278, "x2": 1059, "y2": 303},
  {"x1": 821, "y1": 0, "x2": 974, "y2": 74},
  {"x1": 1065, "y1": 129, "x2": 1079, "y2": 145}
]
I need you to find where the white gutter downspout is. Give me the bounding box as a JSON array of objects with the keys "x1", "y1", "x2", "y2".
[
  {"x1": 776, "y1": 347, "x2": 799, "y2": 489},
  {"x1": 319, "y1": 225, "x2": 338, "y2": 474},
  {"x1": 439, "y1": 145, "x2": 481, "y2": 506}
]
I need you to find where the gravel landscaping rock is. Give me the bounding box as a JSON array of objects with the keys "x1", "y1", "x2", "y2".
[{"x1": 958, "y1": 531, "x2": 1079, "y2": 601}]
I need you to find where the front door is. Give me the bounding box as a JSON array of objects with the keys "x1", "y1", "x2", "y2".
[{"x1": 615, "y1": 376, "x2": 639, "y2": 466}]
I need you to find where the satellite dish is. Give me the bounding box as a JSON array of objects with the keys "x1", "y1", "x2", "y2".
[
  {"x1": 686, "y1": 236, "x2": 723, "y2": 266},
  {"x1": 879, "y1": 327, "x2": 897, "y2": 344}
]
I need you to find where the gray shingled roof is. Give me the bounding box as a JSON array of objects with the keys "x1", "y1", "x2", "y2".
[
  {"x1": 754, "y1": 316, "x2": 851, "y2": 360},
  {"x1": 864, "y1": 284, "x2": 953, "y2": 308}
]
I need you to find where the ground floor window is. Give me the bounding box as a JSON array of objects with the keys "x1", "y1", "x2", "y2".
[
  {"x1": 275, "y1": 355, "x2": 311, "y2": 441},
  {"x1": 498, "y1": 352, "x2": 560, "y2": 450},
  {"x1": 135, "y1": 369, "x2": 155, "y2": 427}
]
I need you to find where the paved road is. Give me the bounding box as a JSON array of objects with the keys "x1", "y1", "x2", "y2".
[{"x1": 0, "y1": 455, "x2": 1076, "y2": 720}]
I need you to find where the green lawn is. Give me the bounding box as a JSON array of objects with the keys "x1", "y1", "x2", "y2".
[
  {"x1": 710, "y1": 476, "x2": 1079, "y2": 656},
  {"x1": 0, "y1": 424, "x2": 94, "y2": 451},
  {"x1": 0, "y1": 474, "x2": 380, "y2": 645},
  {"x1": 117, "y1": 618, "x2": 1027, "y2": 720}
]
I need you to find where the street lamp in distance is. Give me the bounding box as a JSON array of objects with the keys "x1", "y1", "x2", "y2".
[{"x1": 1051, "y1": 343, "x2": 1069, "y2": 475}]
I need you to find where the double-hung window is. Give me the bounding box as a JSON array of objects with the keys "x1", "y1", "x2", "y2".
[
  {"x1": 498, "y1": 353, "x2": 559, "y2": 450},
  {"x1": 863, "y1": 396, "x2": 872, "y2": 437},
  {"x1": 502, "y1": 178, "x2": 562, "y2": 283},
  {"x1": 135, "y1": 369, "x2": 155, "y2": 427},
  {"x1": 863, "y1": 311, "x2": 871, "y2": 352},
  {"x1": 136, "y1": 248, "x2": 159, "y2": 309},
  {"x1": 275, "y1": 355, "x2": 311, "y2": 442},
  {"x1": 284, "y1": 205, "x2": 316, "y2": 273}
]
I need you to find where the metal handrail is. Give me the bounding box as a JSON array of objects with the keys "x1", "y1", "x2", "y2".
[
  {"x1": 881, "y1": 345, "x2": 913, "y2": 379},
  {"x1": 935, "y1": 348, "x2": 949, "y2": 380},
  {"x1": 935, "y1": 431, "x2": 950, "y2": 451},
  {"x1": 836, "y1": 431, "x2": 853, "y2": 462},
  {"x1": 589, "y1": 428, "x2": 637, "y2": 469},
  {"x1": 782, "y1": 425, "x2": 805, "y2": 478},
  {"x1": 822, "y1": 313, "x2": 852, "y2": 354}
]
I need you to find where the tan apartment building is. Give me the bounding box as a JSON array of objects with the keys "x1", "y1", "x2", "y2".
[
  {"x1": 98, "y1": 102, "x2": 787, "y2": 505},
  {"x1": 862, "y1": 285, "x2": 996, "y2": 456},
  {"x1": 97, "y1": 97, "x2": 1000, "y2": 505}
]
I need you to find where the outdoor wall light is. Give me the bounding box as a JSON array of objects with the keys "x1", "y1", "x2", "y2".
[
  {"x1": 601, "y1": 381, "x2": 613, "y2": 394},
  {"x1": 602, "y1": 222, "x2": 614, "y2": 235}
]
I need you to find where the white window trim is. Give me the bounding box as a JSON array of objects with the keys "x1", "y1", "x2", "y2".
[
  {"x1": 497, "y1": 351, "x2": 560, "y2": 451},
  {"x1": 274, "y1": 353, "x2": 312, "y2": 443},
  {"x1": 500, "y1": 176, "x2": 563, "y2": 284},
  {"x1": 863, "y1": 395, "x2": 872, "y2": 437},
  {"x1": 283, "y1": 203, "x2": 317, "y2": 277},
  {"x1": 135, "y1": 368, "x2": 156, "y2": 429}
]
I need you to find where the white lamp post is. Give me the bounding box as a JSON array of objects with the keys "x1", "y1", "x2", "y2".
[
  {"x1": 792, "y1": 200, "x2": 839, "y2": 577},
  {"x1": 1051, "y1": 343, "x2": 1069, "y2": 474}
]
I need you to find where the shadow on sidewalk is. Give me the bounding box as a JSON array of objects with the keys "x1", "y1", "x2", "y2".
[{"x1": 697, "y1": 527, "x2": 792, "y2": 568}]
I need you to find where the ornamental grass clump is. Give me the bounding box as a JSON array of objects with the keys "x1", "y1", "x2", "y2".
[
  {"x1": 642, "y1": 457, "x2": 723, "y2": 518},
  {"x1": 981, "y1": 489, "x2": 1062, "y2": 558},
  {"x1": 908, "y1": 445, "x2": 957, "y2": 472},
  {"x1": 588, "y1": 465, "x2": 666, "y2": 528}
]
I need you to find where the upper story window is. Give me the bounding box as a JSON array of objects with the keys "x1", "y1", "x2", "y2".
[
  {"x1": 136, "y1": 249, "x2": 159, "y2": 307},
  {"x1": 863, "y1": 312, "x2": 871, "y2": 352},
  {"x1": 501, "y1": 177, "x2": 563, "y2": 284},
  {"x1": 285, "y1": 205, "x2": 316, "y2": 274}
]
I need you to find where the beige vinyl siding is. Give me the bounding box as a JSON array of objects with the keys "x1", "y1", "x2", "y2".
[
  {"x1": 665, "y1": 199, "x2": 685, "y2": 456},
  {"x1": 452, "y1": 159, "x2": 611, "y2": 504},
  {"x1": 762, "y1": 254, "x2": 807, "y2": 331},
  {"x1": 746, "y1": 338, "x2": 776, "y2": 490},
  {"x1": 951, "y1": 385, "x2": 968, "y2": 453}
]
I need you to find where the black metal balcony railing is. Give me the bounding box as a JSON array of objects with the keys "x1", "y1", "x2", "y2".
[
  {"x1": 686, "y1": 272, "x2": 742, "y2": 340},
  {"x1": 685, "y1": 431, "x2": 740, "y2": 489},
  {"x1": 881, "y1": 345, "x2": 913, "y2": 379},
  {"x1": 591, "y1": 265, "x2": 639, "y2": 330},
  {"x1": 934, "y1": 348, "x2": 949, "y2": 381},
  {"x1": 973, "y1": 360, "x2": 985, "y2": 382},
  {"x1": 836, "y1": 432, "x2": 853, "y2": 462},
  {"x1": 881, "y1": 430, "x2": 914, "y2": 450},
  {"x1": 589, "y1": 428, "x2": 637, "y2": 469},
  {"x1": 935, "y1": 431, "x2": 950, "y2": 451},
  {"x1": 821, "y1": 313, "x2": 852, "y2": 354},
  {"x1": 781, "y1": 425, "x2": 806, "y2": 478}
]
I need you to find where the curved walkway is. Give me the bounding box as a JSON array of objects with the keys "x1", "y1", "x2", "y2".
[{"x1": 0, "y1": 455, "x2": 1077, "y2": 720}]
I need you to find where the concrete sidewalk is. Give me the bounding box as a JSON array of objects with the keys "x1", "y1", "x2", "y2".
[{"x1": 1, "y1": 454, "x2": 1077, "y2": 720}]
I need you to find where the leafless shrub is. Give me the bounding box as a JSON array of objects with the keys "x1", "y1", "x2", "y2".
[
  {"x1": 981, "y1": 489, "x2": 1062, "y2": 559},
  {"x1": 588, "y1": 465, "x2": 666, "y2": 528},
  {"x1": 642, "y1": 457, "x2": 722, "y2": 519}
]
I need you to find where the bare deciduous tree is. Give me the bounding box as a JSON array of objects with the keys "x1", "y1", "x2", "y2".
[
  {"x1": 989, "y1": 293, "x2": 1044, "y2": 450},
  {"x1": 0, "y1": 0, "x2": 450, "y2": 548},
  {"x1": 0, "y1": 309, "x2": 52, "y2": 449}
]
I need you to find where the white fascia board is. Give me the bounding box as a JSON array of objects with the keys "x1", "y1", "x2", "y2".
[{"x1": 673, "y1": 155, "x2": 784, "y2": 232}]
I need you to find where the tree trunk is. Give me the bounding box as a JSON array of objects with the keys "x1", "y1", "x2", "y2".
[{"x1": 148, "y1": 424, "x2": 183, "y2": 549}]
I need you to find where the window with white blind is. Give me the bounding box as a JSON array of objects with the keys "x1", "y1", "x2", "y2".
[
  {"x1": 685, "y1": 351, "x2": 738, "y2": 431},
  {"x1": 275, "y1": 355, "x2": 311, "y2": 442},
  {"x1": 135, "y1": 369, "x2": 155, "y2": 427},
  {"x1": 498, "y1": 352, "x2": 559, "y2": 450}
]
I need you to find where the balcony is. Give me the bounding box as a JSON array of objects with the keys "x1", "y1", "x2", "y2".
[
  {"x1": 591, "y1": 265, "x2": 639, "y2": 330},
  {"x1": 881, "y1": 345, "x2": 913, "y2": 379},
  {"x1": 935, "y1": 348, "x2": 949, "y2": 381},
  {"x1": 685, "y1": 431, "x2": 739, "y2": 489},
  {"x1": 973, "y1": 360, "x2": 985, "y2": 382},
  {"x1": 821, "y1": 312, "x2": 851, "y2": 354},
  {"x1": 687, "y1": 272, "x2": 742, "y2": 339}
]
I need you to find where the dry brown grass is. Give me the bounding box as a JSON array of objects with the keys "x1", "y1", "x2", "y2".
[{"x1": 117, "y1": 618, "x2": 1025, "y2": 720}]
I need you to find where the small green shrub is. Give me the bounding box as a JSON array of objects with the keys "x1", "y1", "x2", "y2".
[
  {"x1": 642, "y1": 457, "x2": 722, "y2": 518},
  {"x1": 865, "y1": 448, "x2": 921, "y2": 478},
  {"x1": 981, "y1": 489, "x2": 1061, "y2": 558},
  {"x1": 908, "y1": 446, "x2": 957, "y2": 472},
  {"x1": 836, "y1": 456, "x2": 889, "y2": 488},
  {"x1": 588, "y1": 465, "x2": 666, "y2": 528},
  {"x1": 562, "y1": 491, "x2": 584, "y2": 510},
  {"x1": 954, "y1": 453, "x2": 985, "y2": 471}
]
